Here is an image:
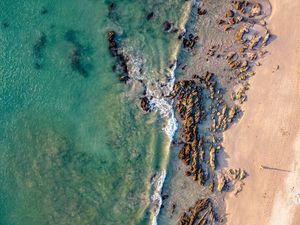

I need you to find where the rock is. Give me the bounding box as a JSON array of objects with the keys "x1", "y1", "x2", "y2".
[
  {"x1": 225, "y1": 10, "x2": 234, "y2": 18},
  {"x1": 146, "y1": 12, "x2": 154, "y2": 20},
  {"x1": 227, "y1": 107, "x2": 236, "y2": 122},
  {"x1": 235, "y1": 25, "x2": 249, "y2": 43},
  {"x1": 217, "y1": 175, "x2": 226, "y2": 192},
  {"x1": 236, "y1": 15, "x2": 243, "y2": 23},
  {"x1": 163, "y1": 21, "x2": 173, "y2": 32},
  {"x1": 235, "y1": 1, "x2": 242, "y2": 10},
  {"x1": 262, "y1": 31, "x2": 271, "y2": 46},
  {"x1": 185, "y1": 170, "x2": 192, "y2": 176},
  {"x1": 209, "y1": 178, "x2": 215, "y2": 192},
  {"x1": 224, "y1": 25, "x2": 232, "y2": 32},
  {"x1": 247, "y1": 52, "x2": 257, "y2": 61},
  {"x1": 218, "y1": 19, "x2": 226, "y2": 25},
  {"x1": 209, "y1": 147, "x2": 216, "y2": 170},
  {"x1": 119, "y1": 74, "x2": 129, "y2": 82},
  {"x1": 162, "y1": 194, "x2": 169, "y2": 200},
  {"x1": 179, "y1": 198, "x2": 215, "y2": 225},
  {"x1": 228, "y1": 18, "x2": 236, "y2": 25},
  {"x1": 249, "y1": 35, "x2": 262, "y2": 50},
  {"x1": 140, "y1": 97, "x2": 152, "y2": 112},
  {"x1": 249, "y1": 3, "x2": 261, "y2": 17},
  {"x1": 198, "y1": 8, "x2": 207, "y2": 15},
  {"x1": 239, "y1": 169, "x2": 247, "y2": 180},
  {"x1": 171, "y1": 202, "x2": 176, "y2": 214}
]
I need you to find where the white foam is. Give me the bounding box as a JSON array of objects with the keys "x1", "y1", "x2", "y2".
[
  {"x1": 148, "y1": 63, "x2": 178, "y2": 225},
  {"x1": 150, "y1": 170, "x2": 167, "y2": 225},
  {"x1": 149, "y1": 62, "x2": 178, "y2": 139},
  {"x1": 123, "y1": 41, "x2": 179, "y2": 225}
]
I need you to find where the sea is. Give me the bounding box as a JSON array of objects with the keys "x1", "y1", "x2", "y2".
[{"x1": 0, "y1": 0, "x2": 195, "y2": 225}]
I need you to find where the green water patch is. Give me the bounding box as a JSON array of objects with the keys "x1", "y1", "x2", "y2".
[
  {"x1": 0, "y1": 110, "x2": 155, "y2": 224},
  {"x1": 0, "y1": 0, "x2": 188, "y2": 224}
]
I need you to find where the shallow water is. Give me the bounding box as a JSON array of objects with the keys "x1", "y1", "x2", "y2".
[{"x1": 0, "y1": 0, "x2": 192, "y2": 224}]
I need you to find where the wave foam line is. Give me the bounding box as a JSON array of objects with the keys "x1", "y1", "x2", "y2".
[
  {"x1": 150, "y1": 170, "x2": 167, "y2": 225},
  {"x1": 147, "y1": 2, "x2": 195, "y2": 223},
  {"x1": 149, "y1": 62, "x2": 178, "y2": 225}
]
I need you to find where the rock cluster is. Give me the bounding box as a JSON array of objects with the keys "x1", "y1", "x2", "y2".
[
  {"x1": 179, "y1": 198, "x2": 217, "y2": 225},
  {"x1": 172, "y1": 71, "x2": 239, "y2": 190},
  {"x1": 219, "y1": 1, "x2": 272, "y2": 104},
  {"x1": 182, "y1": 33, "x2": 199, "y2": 50},
  {"x1": 107, "y1": 31, "x2": 130, "y2": 82}
]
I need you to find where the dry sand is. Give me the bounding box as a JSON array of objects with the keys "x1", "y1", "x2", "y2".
[{"x1": 224, "y1": 0, "x2": 300, "y2": 224}]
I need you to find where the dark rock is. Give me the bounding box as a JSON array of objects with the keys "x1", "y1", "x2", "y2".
[
  {"x1": 178, "y1": 31, "x2": 185, "y2": 40},
  {"x1": 119, "y1": 74, "x2": 129, "y2": 82},
  {"x1": 218, "y1": 19, "x2": 226, "y2": 25},
  {"x1": 184, "y1": 171, "x2": 192, "y2": 176},
  {"x1": 107, "y1": 31, "x2": 132, "y2": 82},
  {"x1": 163, "y1": 21, "x2": 173, "y2": 32},
  {"x1": 140, "y1": 97, "x2": 152, "y2": 112},
  {"x1": 107, "y1": 31, "x2": 118, "y2": 56},
  {"x1": 162, "y1": 194, "x2": 169, "y2": 200},
  {"x1": 171, "y1": 202, "x2": 176, "y2": 214},
  {"x1": 146, "y1": 12, "x2": 154, "y2": 20},
  {"x1": 108, "y1": 3, "x2": 115, "y2": 14},
  {"x1": 198, "y1": 8, "x2": 207, "y2": 15}
]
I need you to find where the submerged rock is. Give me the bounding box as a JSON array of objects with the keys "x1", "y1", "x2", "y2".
[{"x1": 146, "y1": 12, "x2": 154, "y2": 20}]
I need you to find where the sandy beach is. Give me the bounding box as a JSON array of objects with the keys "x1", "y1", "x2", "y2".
[{"x1": 224, "y1": 0, "x2": 300, "y2": 224}]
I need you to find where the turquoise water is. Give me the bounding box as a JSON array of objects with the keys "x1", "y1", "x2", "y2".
[{"x1": 0, "y1": 0, "x2": 191, "y2": 224}]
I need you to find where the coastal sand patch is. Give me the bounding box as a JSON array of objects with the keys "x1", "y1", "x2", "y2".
[
  {"x1": 268, "y1": 132, "x2": 300, "y2": 225},
  {"x1": 224, "y1": 0, "x2": 300, "y2": 224}
]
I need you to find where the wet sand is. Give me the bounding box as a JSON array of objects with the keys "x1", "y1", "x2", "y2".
[{"x1": 224, "y1": 0, "x2": 300, "y2": 224}]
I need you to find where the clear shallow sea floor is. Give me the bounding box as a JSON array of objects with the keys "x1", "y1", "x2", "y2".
[{"x1": 0, "y1": 0, "x2": 190, "y2": 225}]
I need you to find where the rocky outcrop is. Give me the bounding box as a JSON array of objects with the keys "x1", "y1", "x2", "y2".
[{"x1": 179, "y1": 198, "x2": 218, "y2": 225}]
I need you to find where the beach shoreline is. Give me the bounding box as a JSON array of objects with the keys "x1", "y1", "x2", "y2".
[{"x1": 224, "y1": 0, "x2": 300, "y2": 224}]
